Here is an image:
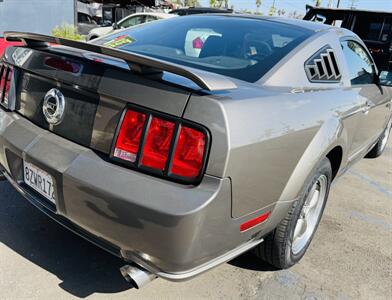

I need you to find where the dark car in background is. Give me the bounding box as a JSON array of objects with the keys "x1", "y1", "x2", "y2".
[
  {"x1": 304, "y1": 5, "x2": 392, "y2": 71},
  {"x1": 170, "y1": 7, "x2": 233, "y2": 16}
]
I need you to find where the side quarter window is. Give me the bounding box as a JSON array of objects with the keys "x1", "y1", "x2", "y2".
[{"x1": 341, "y1": 40, "x2": 375, "y2": 85}]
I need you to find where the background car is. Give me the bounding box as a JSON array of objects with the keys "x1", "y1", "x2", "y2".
[
  {"x1": 77, "y1": 12, "x2": 99, "y2": 36},
  {"x1": 304, "y1": 5, "x2": 392, "y2": 71},
  {"x1": 87, "y1": 12, "x2": 176, "y2": 40},
  {"x1": 0, "y1": 35, "x2": 22, "y2": 57},
  {"x1": 170, "y1": 7, "x2": 234, "y2": 16}
]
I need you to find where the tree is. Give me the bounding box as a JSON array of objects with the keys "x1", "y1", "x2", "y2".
[
  {"x1": 185, "y1": 0, "x2": 200, "y2": 6},
  {"x1": 268, "y1": 0, "x2": 276, "y2": 16},
  {"x1": 172, "y1": 0, "x2": 200, "y2": 6},
  {"x1": 256, "y1": 0, "x2": 262, "y2": 11},
  {"x1": 349, "y1": 0, "x2": 359, "y2": 9},
  {"x1": 210, "y1": 0, "x2": 228, "y2": 8},
  {"x1": 288, "y1": 10, "x2": 304, "y2": 19}
]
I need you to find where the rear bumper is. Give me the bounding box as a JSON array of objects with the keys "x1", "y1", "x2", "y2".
[{"x1": 0, "y1": 108, "x2": 277, "y2": 281}]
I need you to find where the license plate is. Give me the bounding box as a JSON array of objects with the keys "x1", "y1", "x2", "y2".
[{"x1": 23, "y1": 161, "x2": 56, "y2": 203}]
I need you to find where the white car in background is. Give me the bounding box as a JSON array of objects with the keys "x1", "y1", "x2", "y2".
[{"x1": 87, "y1": 12, "x2": 176, "y2": 41}]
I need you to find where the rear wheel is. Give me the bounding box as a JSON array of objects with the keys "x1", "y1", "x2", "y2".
[
  {"x1": 366, "y1": 118, "x2": 392, "y2": 159},
  {"x1": 254, "y1": 158, "x2": 332, "y2": 269}
]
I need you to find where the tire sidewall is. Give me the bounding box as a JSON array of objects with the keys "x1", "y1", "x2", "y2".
[
  {"x1": 284, "y1": 158, "x2": 332, "y2": 265},
  {"x1": 379, "y1": 118, "x2": 392, "y2": 153},
  {"x1": 367, "y1": 117, "x2": 392, "y2": 158}
]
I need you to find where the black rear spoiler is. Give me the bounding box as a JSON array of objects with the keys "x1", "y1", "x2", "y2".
[{"x1": 4, "y1": 31, "x2": 237, "y2": 92}]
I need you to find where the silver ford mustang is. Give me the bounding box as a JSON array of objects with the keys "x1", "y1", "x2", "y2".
[{"x1": 1, "y1": 15, "x2": 391, "y2": 288}]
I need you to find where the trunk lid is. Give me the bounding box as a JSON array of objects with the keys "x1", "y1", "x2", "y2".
[{"x1": 7, "y1": 46, "x2": 191, "y2": 154}]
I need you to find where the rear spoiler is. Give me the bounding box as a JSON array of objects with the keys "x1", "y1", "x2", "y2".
[{"x1": 4, "y1": 31, "x2": 237, "y2": 92}]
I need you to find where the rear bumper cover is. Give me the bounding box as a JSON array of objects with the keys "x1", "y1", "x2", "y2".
[{"x1": 0, "y1": 109, "x2": 279, "y2": 281}]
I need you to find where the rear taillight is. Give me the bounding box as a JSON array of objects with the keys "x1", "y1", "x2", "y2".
[
  {"x1": 4, "y1": 66, "x2": 13, "y2": 103},
  {"x1": 140, "y1": 117, "x2": 175, "y2": 171},
  {"x1": 170, "y1": 126, "x2": 206, "y2": 179},
  {"x1": 112, "y1": 106, "x2": 209, "y2": 184},
  {"x1": 114, "y1": 110, "x2": 147, "y2": 163},
  {"x1": 0, "y1": 65, "x2": 7, "y2": 101},
  {"x1": 0, "y1": 64, "x2": 13, "y2": 105}
]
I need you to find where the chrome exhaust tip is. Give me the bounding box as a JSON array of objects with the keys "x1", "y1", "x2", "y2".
[{"x1": 120, "y1": 265, "x2": 157, "y2": 289}]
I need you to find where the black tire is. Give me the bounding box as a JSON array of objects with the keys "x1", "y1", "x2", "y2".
[
  {"x1": 365, "y1": 119, "x2": 392, "y2": 159},
  {"x1": 254, "y1": 158, "x2": 332, "y2": 269}
]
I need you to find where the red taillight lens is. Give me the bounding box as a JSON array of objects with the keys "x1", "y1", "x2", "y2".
[
  {"x1": 140, "y1": 117, "x2": 175, "y2": 171},
  {"x1": 171, "y1": 126, "x2": 206, "y2": 179},
  {"x1": 4, "y1": 66, "x2": 13, "y2": 102},
  {"x1": 114, "y1": 110, "x2": 147, "y2": 163},
  {"x1": 0, "y1": 65, "x2": 7, "y2": 101},
  {"x1": 112, "y1": 107, "x2": 209, "y2": 184}
]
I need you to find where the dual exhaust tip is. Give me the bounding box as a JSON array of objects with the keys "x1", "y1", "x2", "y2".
[{"x1": 120, "y1": 265, "x2": 157, "y2": 289}]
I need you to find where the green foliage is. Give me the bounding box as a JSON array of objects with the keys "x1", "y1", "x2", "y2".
[
  {"x1": 210, "y1": 0, "x2": 228, "y2": 8},
  {"x1": 268, "y1": 5, "x2": 276, "y2": 16},
  {"x1": 185, "y1": 0, "x2": 200, "y2": 6},
  {"x1": 314, "y1": 0, "x2": 322, "y2": 7},
  {"x1": 172, "y1": 0, "x2": 200, "y2": 6},
  {"x1": 52, "y1": 24, "x2": 82, "y2": 41}
]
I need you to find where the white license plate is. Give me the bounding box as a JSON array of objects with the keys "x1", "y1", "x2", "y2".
[{"x1": 23, "y1": 161, "x2": 56, "y2": 203}]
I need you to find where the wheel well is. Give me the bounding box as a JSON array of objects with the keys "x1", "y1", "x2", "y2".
[{"x1": 326, "y1": 146, "x2": 343, "y2": 180}]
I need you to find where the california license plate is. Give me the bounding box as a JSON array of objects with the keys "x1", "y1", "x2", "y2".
[{"x1": 23, "y1": 161, "x2": 56, "y2": 203}]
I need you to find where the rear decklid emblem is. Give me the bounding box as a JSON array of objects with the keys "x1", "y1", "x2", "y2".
[{"x1": 43, "y1": 88, "x2": 65, "y2": 126}]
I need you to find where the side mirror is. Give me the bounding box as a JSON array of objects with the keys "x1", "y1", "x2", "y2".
[
  {"x1": 112, "y1": 22, "x2": 118, "y2": 30},
  {"x1": 378, "y1": 70, "x2": 392, "y2": 87}
]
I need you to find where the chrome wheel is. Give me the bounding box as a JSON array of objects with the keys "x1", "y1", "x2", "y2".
[
  {"x1": 292, "y1": 175, "x2": 328, "y2": 255},
  {"x1": 380, "y1": 119, "x2": 392, "y2": 152}
]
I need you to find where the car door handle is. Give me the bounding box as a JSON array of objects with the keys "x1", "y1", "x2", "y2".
[{"x1": 362, "y1": 101, "x2": 372, "y2": 114}]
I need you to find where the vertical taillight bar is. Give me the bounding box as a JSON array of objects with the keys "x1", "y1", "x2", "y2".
[
  {"x1": 0, "y1": 65, "x2": 6, "y2": 102},
  {"x1": 0, "y1": 64, "x2": 15, "y2": 109},
  {"x1": 3, "y1": 65, "x2": 13, "y2": 105}
]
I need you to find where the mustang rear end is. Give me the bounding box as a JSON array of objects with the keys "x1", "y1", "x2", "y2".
[
  {"x1": 1, "y1": 15, "x2": 391, "y2": 288},
  {"x1": 0, "y1": 31, "x2": 280, "y2": 284}
]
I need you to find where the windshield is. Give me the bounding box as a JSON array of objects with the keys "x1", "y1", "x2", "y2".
[{"x1": 94, "y1": 16, "x2": 312, "y2": 83}]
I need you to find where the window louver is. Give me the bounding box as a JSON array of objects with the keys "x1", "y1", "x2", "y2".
[{"x1": 305, "y1": 46, "x2": 341, "y2": 83}]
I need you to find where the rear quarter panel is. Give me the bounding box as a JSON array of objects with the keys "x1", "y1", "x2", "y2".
[
  {"x1": 186, "y1": 87, "x2": 360, "y2": 218},
  {"x1": 185, "y1": 30, "x2": 365, "y2": 218}
]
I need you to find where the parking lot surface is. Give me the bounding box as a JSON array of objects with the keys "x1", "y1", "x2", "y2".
[{"x1": 0, "y1": 140, "x2": 391, "y2": 299}]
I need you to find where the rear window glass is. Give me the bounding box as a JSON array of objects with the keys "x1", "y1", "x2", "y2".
[{"x1": 94, "y1": 16, "x2": 312, "y2": 83}]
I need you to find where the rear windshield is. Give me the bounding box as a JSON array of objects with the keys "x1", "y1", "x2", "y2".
[{"x1": 94, "y1": 16, "x2": 312, "y2": 83}]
